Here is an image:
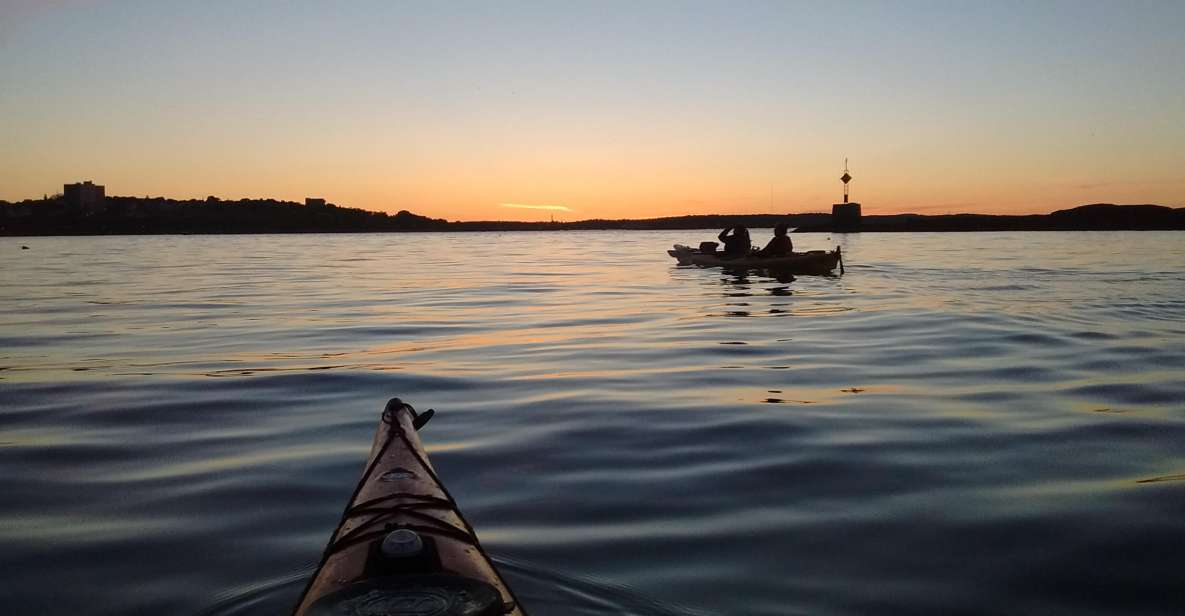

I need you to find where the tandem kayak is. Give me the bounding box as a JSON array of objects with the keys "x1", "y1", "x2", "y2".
[
  {"x1": 293, "y1": 398, "x2": 524, "y2": 616},
  {"x1": 668, "y1": 244, "x2": 844, "y2": 274}
]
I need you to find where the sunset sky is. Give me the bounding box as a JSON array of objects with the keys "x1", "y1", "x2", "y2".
[{"x1": 2, "y1": 1, "x2": 1183, "y2": 221}]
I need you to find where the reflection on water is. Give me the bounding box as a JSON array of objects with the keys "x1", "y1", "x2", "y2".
[{"x1": 1, "y1": 231, "x2": 1184, "y2": 615}]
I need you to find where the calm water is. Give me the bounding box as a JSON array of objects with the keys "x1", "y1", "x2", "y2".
[{"x1": 2, "y1": 231, "x2": 1184, "y2": 615}]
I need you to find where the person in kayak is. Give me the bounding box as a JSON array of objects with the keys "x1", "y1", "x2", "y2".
[
  {"x1": 758, "y1": 223, "x2": 794, "y2": 257},
  {"x1": 718, "y1": 225, "x2": 751, "y2": 257}
]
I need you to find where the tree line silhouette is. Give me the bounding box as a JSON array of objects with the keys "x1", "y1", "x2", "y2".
[{"x1": 2, "y1": 194, "x2": 1181, "y2": 235}]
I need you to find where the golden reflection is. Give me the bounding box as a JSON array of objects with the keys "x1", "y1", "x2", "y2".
[
  {"x1": 1135, "y1": 474, "x2": 1185, "y2": 484},
  {"x1": 425, "y1": 440, "x2": 481, "y2": 454}
]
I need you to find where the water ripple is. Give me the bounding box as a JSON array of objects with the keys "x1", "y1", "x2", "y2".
[{"x1": 1, "y1": 231, "x2": 1184, "y2": 615}]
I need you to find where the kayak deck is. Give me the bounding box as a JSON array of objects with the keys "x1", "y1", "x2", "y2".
[
  {"x1": 293, "y1": 398, "x2": 524, "y2": 616},
  {"x1": 668, "y1": 244, "x2": 843, "y2": 274}
]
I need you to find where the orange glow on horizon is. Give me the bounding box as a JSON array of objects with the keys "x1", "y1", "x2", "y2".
[
  {"x1": 6, "y1": 126, "x2": 1180, "y2": 221},
  {"x1": 5, "y1": 161, "x2": 1181, "y2": 222}
]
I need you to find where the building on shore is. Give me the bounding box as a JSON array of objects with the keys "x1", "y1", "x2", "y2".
[
  {"x1": 64, "y1": 181, "x2": 106, "y2": 214},
  {"x1": 1, "y1": 202, "x2": 33, "y2": 218},
  {"x1": 831, "y1": 160, "x2": 861, "y2": 231}
]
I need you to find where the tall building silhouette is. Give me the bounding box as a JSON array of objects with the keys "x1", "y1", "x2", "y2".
[{"x1": 64, "y1": 181, "x2": 106, "y2": 213}]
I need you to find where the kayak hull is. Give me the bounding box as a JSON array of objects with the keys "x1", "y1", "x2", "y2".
[
  {"x1": 293, "y1": 399, "x2": 523, "y2": 616},
  {"x1": 668, "y1": 244, "x2": 843, "y2": 274}
]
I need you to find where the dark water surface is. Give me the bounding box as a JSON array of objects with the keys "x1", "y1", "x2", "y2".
[{"x1": 2, "y1": 231, "x2": 1184, "y2": 615}]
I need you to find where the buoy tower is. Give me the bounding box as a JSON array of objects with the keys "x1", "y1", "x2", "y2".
[{"x1": 831, "y1": 158, "x2": 862, "y2": 231}]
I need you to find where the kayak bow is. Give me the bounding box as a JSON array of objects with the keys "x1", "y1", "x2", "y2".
[{"x1": 293, "y1": 398, "x2": 524, "y2": 616}]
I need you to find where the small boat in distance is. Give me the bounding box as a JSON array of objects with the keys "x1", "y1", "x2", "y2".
[
  {"x1": 668, "y1": 244, "x2": 843, "y2": 275},
  {"x1": 293, "y1": 398, "x2": 524, "y2": 616}
]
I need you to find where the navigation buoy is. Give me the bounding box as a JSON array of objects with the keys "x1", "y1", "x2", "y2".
[{"x1": 832, "y1": 158, "x2": 862, "y2": 231}]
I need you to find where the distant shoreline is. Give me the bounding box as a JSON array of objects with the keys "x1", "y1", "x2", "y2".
[{"x1": 2, "y1": 197, "x2": 1182, "y2": 236}]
